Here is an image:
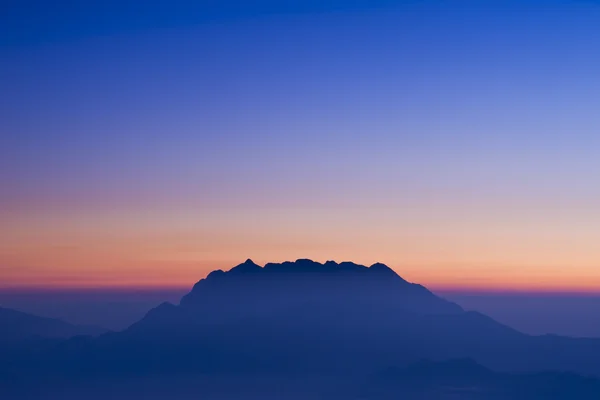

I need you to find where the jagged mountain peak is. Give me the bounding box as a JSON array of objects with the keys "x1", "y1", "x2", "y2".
[
  {"x1": 204, "y1": 258, "x2": 404, "y2": 278},
  {"x1": 189, "y1": 259, "x2": 409, "y2": 294},
  {"x1": 228, "y1": 258, "x2": 262, "y2": 274},
  {"x1": 176, "y1": 259, "x2": 461, "y2": 315}
]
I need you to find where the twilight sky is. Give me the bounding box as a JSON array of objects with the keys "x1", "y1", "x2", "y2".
[{"x1": 2, "y1": 0, "x2": 600, "y2": 291}]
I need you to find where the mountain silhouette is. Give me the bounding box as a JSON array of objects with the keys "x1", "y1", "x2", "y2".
[
  {"x1": 4, "y1": 259, "x2": 600, "y2": 399},
  {"x1": 115, "y1": 258, "x2": 468, "y2": 374},
  {"x1": 0, "y1": 306, "x2": 107, "y2": 343},
  {"x1": 178, "y1": 259, "x2": 461, "y2": 314},
  {"x1": 73, "y1": 259, "x2": 600, "y2": 378},
  {"x1": 130, "y1": 258, "x2": 461, "y2": 334}
]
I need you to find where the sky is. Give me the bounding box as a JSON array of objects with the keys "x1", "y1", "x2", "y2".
[{"x1": 2, "y1": 0, "x2": 600, "y2": 291}]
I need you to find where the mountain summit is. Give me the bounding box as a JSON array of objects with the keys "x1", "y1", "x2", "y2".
[{"x1": 178, "y1": 259, "x2": 462, "y2": 315}]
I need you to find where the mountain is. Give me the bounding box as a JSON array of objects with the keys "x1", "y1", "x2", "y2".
[
  {"x1": 121, "y1": 259, "x2": 600, "y2": 376},
  {"x1": 180, "y1": 259, "x2": 462, "y2": 314},
  {"x1": 115, "y1": 259, "x2": 468, "y2": 373},
  {"x1": 131, "y1": 258, "x2": 462, "y2": 334},
  {"x1": 26, "y1": 259, "x2": 600, "y2": 376},
  {"x1": 4, "y1": 258, "x2": 600, "y2": 399},
  {"x1": 362, "y1": 358, "x2": 600, "y2": 399},
  {"x1": 0, "y1": 306, "x2": 107, "y2": 343}
]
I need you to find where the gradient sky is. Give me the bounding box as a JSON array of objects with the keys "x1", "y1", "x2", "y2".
[{"x1": 2, "y1": 0, "x2": 600, "y2": 291}]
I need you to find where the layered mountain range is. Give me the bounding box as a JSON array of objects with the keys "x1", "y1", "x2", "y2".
[{"x1": 3, "y1": 259, "x2": 600, "y2": 399}]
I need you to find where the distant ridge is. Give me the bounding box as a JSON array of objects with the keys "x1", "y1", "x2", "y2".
[{"x1": 0, "y1": 306, "x2": 107, "y2": 342}]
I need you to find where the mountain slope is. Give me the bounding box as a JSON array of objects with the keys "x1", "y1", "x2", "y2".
[
  {"x1": 0, "y1": 306, "x2": 107, "y2": 342},
  {"x1": 119, "y1": 259, "x2": 466, "y2": 372}
]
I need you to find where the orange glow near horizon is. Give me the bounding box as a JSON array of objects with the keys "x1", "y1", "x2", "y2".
[
  {"x1": 4, "y1": 0, "x2": 600, "y2": 298},
  {"x1": 2, "y1": 205, "x2": 600, "y2": 292}
]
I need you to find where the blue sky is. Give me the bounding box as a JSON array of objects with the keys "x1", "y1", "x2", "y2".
[{"x1": 2, "y1": 0, "x2": 600, "y2": 289}]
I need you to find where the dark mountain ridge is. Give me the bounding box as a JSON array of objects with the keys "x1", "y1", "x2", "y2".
[
  {"x1": 0, "y1": 306, "x2": 107, "y2": 343},
  {"x1": 177, "y1": 258, "x2": 462, "y2": 317}
]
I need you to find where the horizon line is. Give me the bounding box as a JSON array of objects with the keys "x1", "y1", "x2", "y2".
[{"x1": 2, "y1": 284, "x2": 600, "y2": 297}]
